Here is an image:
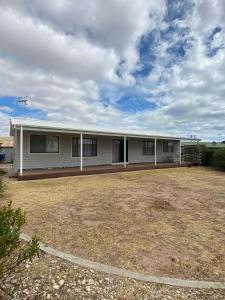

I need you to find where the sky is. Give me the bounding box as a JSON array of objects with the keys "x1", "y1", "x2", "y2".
[{"x1": 0, "y1": 0, "x2": 225, "y2": 141}]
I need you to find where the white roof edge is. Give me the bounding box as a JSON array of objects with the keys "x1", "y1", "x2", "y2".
[{"x1": 10, "y1": 117, "x2": 201, "y2": 141}]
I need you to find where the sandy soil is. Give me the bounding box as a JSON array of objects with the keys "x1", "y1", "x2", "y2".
[{"x1": 5, "y1": 167, "x2": 225, "y2": 281}]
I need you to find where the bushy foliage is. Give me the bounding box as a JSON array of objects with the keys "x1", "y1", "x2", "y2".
[
  {"x1": 201, "y1": 147, "x2": 214, "y2": 166},
  {"x1": 213, "y1": 148, "x2": 225, "y2": 171},
  {"x1": 0, "y1": 172, "x2": 5, "y2": 197},
  {"x1": 0, "y1": 177, "x2": 39, "y2": 285}
]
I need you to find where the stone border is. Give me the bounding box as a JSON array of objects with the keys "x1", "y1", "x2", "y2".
[{"x1": 20, "y1": 233, "x2": 225, "y2": 289}]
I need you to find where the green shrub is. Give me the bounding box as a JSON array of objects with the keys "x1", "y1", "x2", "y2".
[
  {"x1": 0, "y1": 180, "x2": 3, "y2": 198},
  {"x1": 0, "y1": 175, "x2": 5, "y2": 198},
  {"x1": 213, "y1": 148, "x2": 225, "y2": 170},
  {"x1": 200, "y1": 146, "x2": 214, "y2": 166},
  {"x1": 0, "y1": 177, "x2": 39, "y2": 286}
]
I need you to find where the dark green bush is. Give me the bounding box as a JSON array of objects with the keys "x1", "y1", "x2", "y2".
[
  {"x1": 0, "y1": 180, "x2": 3, "y2": 198},
  {"x1": 200, "y1": 146, "x2": 214, "y2": 166},
  {"x1": 0, "y1": 176, "x2": 39, "y2": 293},
  {"x1": 213, "y1": 148, "x2": 225, "y2": 170}
]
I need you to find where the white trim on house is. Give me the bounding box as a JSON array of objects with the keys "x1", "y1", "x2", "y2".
[
  {"x1": 10, "y1": 118, "x2": 200, "y2": 141},
  {"x1": 20, "y1": 126, "x2": 23, "y2": 175}
]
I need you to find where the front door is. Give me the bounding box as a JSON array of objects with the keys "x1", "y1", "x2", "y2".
[{"x1": 112, "y1": 139, "x2": 128, "y2": 163}]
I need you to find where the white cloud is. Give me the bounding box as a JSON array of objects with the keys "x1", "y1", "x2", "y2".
[
  {"x1": 0, "y1": 0, "x2": 166, "y2": 136},
  {"x1": 0, "y1": 0, "x2": 164, "y2": 80},
  {"x1": 0, "y1": 106, "x2": 13, "y2": 113},
  {"x1": 0, "y1": 8, "x2": 119, "y2": 82},
  {"x1": 139, "y1": 0, "x2": 225, "y2": 140},
  {"x1": 0, "y1": 0, "x2": 225, "y2": 141}
]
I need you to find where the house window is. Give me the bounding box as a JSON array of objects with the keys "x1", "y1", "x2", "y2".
[
  {"x1": 143, "y1": 140, "x2": 154, "y2": 155},
  {"x1": 30, "y1": 135, "x2": 59, "y2": 153},
  {"x1": 72, "y1": 137, "x2": 97, "y2": 157},
  {"x1": 163, "y1": 141, "x2": 174, "y2": 153}
]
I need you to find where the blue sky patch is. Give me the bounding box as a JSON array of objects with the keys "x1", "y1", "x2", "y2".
[
  {"x1": 116, "y1": 94, "x2": 156, "y2": 113},
  {"x1": 0, "y1": 96, "x2": 46, "y2": 119}
]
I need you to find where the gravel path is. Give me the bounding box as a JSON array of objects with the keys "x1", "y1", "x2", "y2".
[{"x1": 1, "y1": 252, "x2": 225, "y2": 300}]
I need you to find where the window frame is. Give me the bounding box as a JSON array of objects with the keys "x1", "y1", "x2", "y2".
[
  {"x1": 143, "y1": 140, "x2": 155, "y2": 156},
  {"x1": 71, "y1": 136, "x2": 97, "y2": 157},
  {"x1": 163, "y1": 141, "x2": 174, "y2": 153},
  {"x1": 29, "y1": 134, "x2": 60, "y2": 154}
]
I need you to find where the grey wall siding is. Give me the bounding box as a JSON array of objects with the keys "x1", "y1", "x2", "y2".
[
  {"x1": 128, "y1": 138, "x2": 155, "y2": 163},
  {"x1": 156, "y1": 140, "x2": 180, "y2": 163},
  {"x1": 15, "y1": 131, "x2": 113, "y2": 170},
  {"x1": 13, "y1": 130, "x2": 17, "y2": 171},
  {"x1": 128, "y1": 139, "x2": 180, "y2": 163},
  {"x1": 15, "y1": 130, "x2": 180, "y2": 170}
]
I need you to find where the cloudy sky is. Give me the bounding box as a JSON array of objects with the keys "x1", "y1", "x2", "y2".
[{"x1": 0, "y1": 0, "x2": 225, "y2": 140}]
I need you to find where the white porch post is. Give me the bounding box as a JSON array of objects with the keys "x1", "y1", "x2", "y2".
[
  {"x1": 154, "y1": 138, "x2": 157, "y2": 165},
  {"x1": 179, "y1": 140, "x2": 182, "y2": 164},
  {"x1": 20, "y1": 126, "x2": 23, "y2": 175},
  {"x1": 80, "y1": 133, "x2": 83, "y2": 171},
  {"x1": 124, "y1": 136, "x2": 126, "y2": 168}
]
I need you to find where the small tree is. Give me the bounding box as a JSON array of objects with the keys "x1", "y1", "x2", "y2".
[
  {"x1": 213, "y1": 148, "x2": 225, "y2": 170},
  {"x1": 0, "y1": 176, "x2": 39, "y2": 294}
]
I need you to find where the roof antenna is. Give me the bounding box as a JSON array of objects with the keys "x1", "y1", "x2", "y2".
[
  {"x1": 17, "y1": 96, "x2": 29, "y2": 106},
  {"x1": 16, "y1": 96, "x2": 31, "y2": 120}
]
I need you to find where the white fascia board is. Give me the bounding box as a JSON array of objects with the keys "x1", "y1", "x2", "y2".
[
  {"x1": 11, "y1": 124, "x2": 197, "y2": 141},
  {"x1": 10, "y1": 118, "x2": 201, "y2": 141}
]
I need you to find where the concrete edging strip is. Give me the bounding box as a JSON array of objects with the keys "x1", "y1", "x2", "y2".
[{"x1": 20, "y1": 233, "x2": 225, "y2": 289}]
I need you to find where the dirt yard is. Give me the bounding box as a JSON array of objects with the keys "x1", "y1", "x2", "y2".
[{"x1": 6, "y1": 167, "x2": 225, "y2": 281}]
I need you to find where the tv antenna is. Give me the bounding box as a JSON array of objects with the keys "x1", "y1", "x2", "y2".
[
  {"x1": 17, "y1": 96, "x2": 29, "y2": 106},
  {"x1": 189, "y1": 135, "x2": 198, "y2": 142}
]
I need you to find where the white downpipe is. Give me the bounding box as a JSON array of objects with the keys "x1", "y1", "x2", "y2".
[
  {"x1": 20, "y1": 126, "x2": 23, "y2": 175},
  {"x1": 80, "y1": 133, "x2": 83, "y2": 171},
  {"x1": 124, "y1": 136, "x2": 126, "y2": 168},
  {"x1": 154, "y1": 138, "x2": 157, "y2": 165}
]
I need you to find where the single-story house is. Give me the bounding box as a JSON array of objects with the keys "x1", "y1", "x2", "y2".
[
  {"x1": 10, "y1": 118, "x2": 200, "y2": 178},
  {"x1": 0, "y1": 137, "x2": 14, "y2": 163}
]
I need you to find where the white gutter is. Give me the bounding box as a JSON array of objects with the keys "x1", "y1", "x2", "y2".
[{"x1": 12, "y1": 124, "x2": 199, "y2": 141}]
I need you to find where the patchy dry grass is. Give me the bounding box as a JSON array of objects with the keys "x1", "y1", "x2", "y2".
[{"x1": 6, "y1": 167, "x2": 225, "y2": 281}]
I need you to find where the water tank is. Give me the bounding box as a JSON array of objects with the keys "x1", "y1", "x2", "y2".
[{"x1": 0, "y1": 154, "x2": 5, "y2": 162}]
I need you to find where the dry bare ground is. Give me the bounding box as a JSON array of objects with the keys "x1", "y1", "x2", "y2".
[{"x1": 6, "y1": 167, "x2": 225, "y2": 281}]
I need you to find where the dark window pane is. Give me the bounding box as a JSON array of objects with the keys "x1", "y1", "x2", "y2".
[
  {"x1": 168, "y1": 141, "x2": 174, "y2": 152},
  {"x1": 72, "y1": 137, "x2": 97, "y2": 157},
  {"x1": 143, "y1": 140, "x2": 154, "y2": 155},
  {"x1": 83, "y1": 138, "x2": 97, "y2": 157},
  {"x1": 30, "y1": 135, "x2": 45, "y2": 153},
  {"x1": 46, "y1": 136, "x2": 59, "y2": 153},
  {"x1": 163, "y1": 142, "x2": 168, "y2": 152},
  {"x1": 72, "y1": 137, "x2": 79, "y2": 157},
  {"x1": 163, "y1": 141, "x2": 174, "y2": 153}
]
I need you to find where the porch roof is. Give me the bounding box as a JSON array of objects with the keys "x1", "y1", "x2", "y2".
[{"x1": 10, "y1": 117, "x2": 200, "y2": 141}]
